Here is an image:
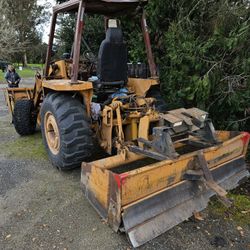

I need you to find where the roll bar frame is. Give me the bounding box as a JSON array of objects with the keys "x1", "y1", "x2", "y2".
[{"x1": 44, "y1": 0, "x2": 157, "y2": 83}]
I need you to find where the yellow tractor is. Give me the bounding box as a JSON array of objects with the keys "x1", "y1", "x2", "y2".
[{"x1": 4, "y1": 0, "x2": 249, "y2": 247}]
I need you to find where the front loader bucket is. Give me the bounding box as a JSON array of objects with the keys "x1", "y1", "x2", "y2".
[
  {"x1": 4, "y1": 87, "x2": 33, "y2": 115},
  {"x1": 81, "y1": 131, "x2": 249, "y2": 247}
]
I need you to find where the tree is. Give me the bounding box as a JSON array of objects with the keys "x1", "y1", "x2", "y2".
[
  {"x1": 4, "y1": 0, "x2": 49, "y2": 66},
  {"x1": 0, "y1": 0, "x2": 19, "y2": 60},
  {"x1": 123, "y1": 0, "x2": 250, "y2": 131},
  {"x1": 54, "y1": 0, "x2": 250, "y2": 131},
  {"x1": 55, "y1": 13, "x2": 104, "y2": 59}
]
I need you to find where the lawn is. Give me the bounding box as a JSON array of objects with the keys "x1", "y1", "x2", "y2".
[{"x1": 0, "y1": 64, "x2": 44, "y2": 83}]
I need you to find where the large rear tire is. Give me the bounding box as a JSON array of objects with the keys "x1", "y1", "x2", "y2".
[
  {"x1": 13, "y1": 99, "x2": 37, "y2": 135},
  {"x1": 40, "y1": 93, "x2": 93, "y2": 170}
]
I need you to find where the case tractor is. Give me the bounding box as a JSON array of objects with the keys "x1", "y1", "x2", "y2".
[{"x1": 4, "y1": 0, "x2": 250, "y2": 247}]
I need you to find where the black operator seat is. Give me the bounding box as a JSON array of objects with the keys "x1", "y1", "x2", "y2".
[{"x1": 97, "y1": 26, "x2": 128, "y2": 86}]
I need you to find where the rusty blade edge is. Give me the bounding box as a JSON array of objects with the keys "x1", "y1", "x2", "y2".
[{"x1": 122, "y1": 158, "x2": 249, "y2": 247}]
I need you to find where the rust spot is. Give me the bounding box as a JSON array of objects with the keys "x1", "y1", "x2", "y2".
[
  {"x1": 167, "y1": 175, "x2": 175, "y2": 185},
  {"x1": 187, "y1": 159, "x2": 196, "y2": 170},
  {"x1": 81, "y1": 162, "x2": 91, "y2": 174}
]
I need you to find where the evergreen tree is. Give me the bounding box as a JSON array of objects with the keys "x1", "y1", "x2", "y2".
[
  {"x1": 4, "y1": 0, "x2": 49, "y2": 66},
  {"x1": 54, "y1": 0, "x2": 250, "y2": 131}
]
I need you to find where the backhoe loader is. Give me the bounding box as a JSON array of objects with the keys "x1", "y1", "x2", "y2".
[{"x1": 4, "y1": 0, "x2": 249, "y2": 247}]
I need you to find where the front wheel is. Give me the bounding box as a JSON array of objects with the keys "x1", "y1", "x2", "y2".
[
  {"x1": 40, "y1": 93, "x2": 93, "y2": 170},
  {"x1": 13, "y1": 99, "x2": 37, "y2": 135}
]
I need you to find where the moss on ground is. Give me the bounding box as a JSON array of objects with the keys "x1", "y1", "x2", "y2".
[
  {"x1": 0, "y1": 132, "x2": 47, "y2": 160},
  {"x1": 209, "y1": 192, "x2": 250, "y2": 226}
]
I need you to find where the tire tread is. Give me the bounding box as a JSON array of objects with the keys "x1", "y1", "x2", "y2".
[
  {"x1": 41, "y1": 93, "x2": 93, "y2": 170},
  {"x1": 13, "y1": 99, "x2": 36, "y2": 135}
]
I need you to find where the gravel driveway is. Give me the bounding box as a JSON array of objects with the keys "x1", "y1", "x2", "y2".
[{"x1": 0, "y1": 81, "x2": 249, "y2": 250}]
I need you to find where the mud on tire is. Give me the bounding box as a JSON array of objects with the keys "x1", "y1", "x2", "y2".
[
  {"x1": 13, "y1": 99, "x2": 37, "y2": 135},
  {"x1": 40, "y1": 93, "x2": 93, "y2": 170}
]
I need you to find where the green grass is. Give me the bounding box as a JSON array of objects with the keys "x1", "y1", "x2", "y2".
[
  {"x1": 0, "y1": 132, "x2": 47, "y2": 160},
  {"x1": 0, "y1": 63, "x2": 44, "y2": 83},
  {"x1": 27, "y1": 63, "x2": 44, "y2": 68},
  {"x1": 209, "y1": 193, "x2": 250, "y2": 226}
]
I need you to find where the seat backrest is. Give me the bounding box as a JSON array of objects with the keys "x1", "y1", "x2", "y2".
[{"x1": 97, "y1": 28, "x2": 127, "y2": 83}]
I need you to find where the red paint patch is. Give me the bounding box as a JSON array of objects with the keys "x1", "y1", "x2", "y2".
[
  {"x1": 119, "y1": 173, "x2": 128, "y2": 186},
  {"x1": 113, "y1": 174, "x2": 121, "y2": 189},
  {"x1": 241, "y1": 132, "x2": 250, "y2": 145},
  {"x1": 113, "y1": 173, "x2": 129, "y2": 189}
]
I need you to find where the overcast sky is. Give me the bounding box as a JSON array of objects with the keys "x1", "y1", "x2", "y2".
[{"x1": 38, "y1": 0, "x2": 56, "y2": 42}]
